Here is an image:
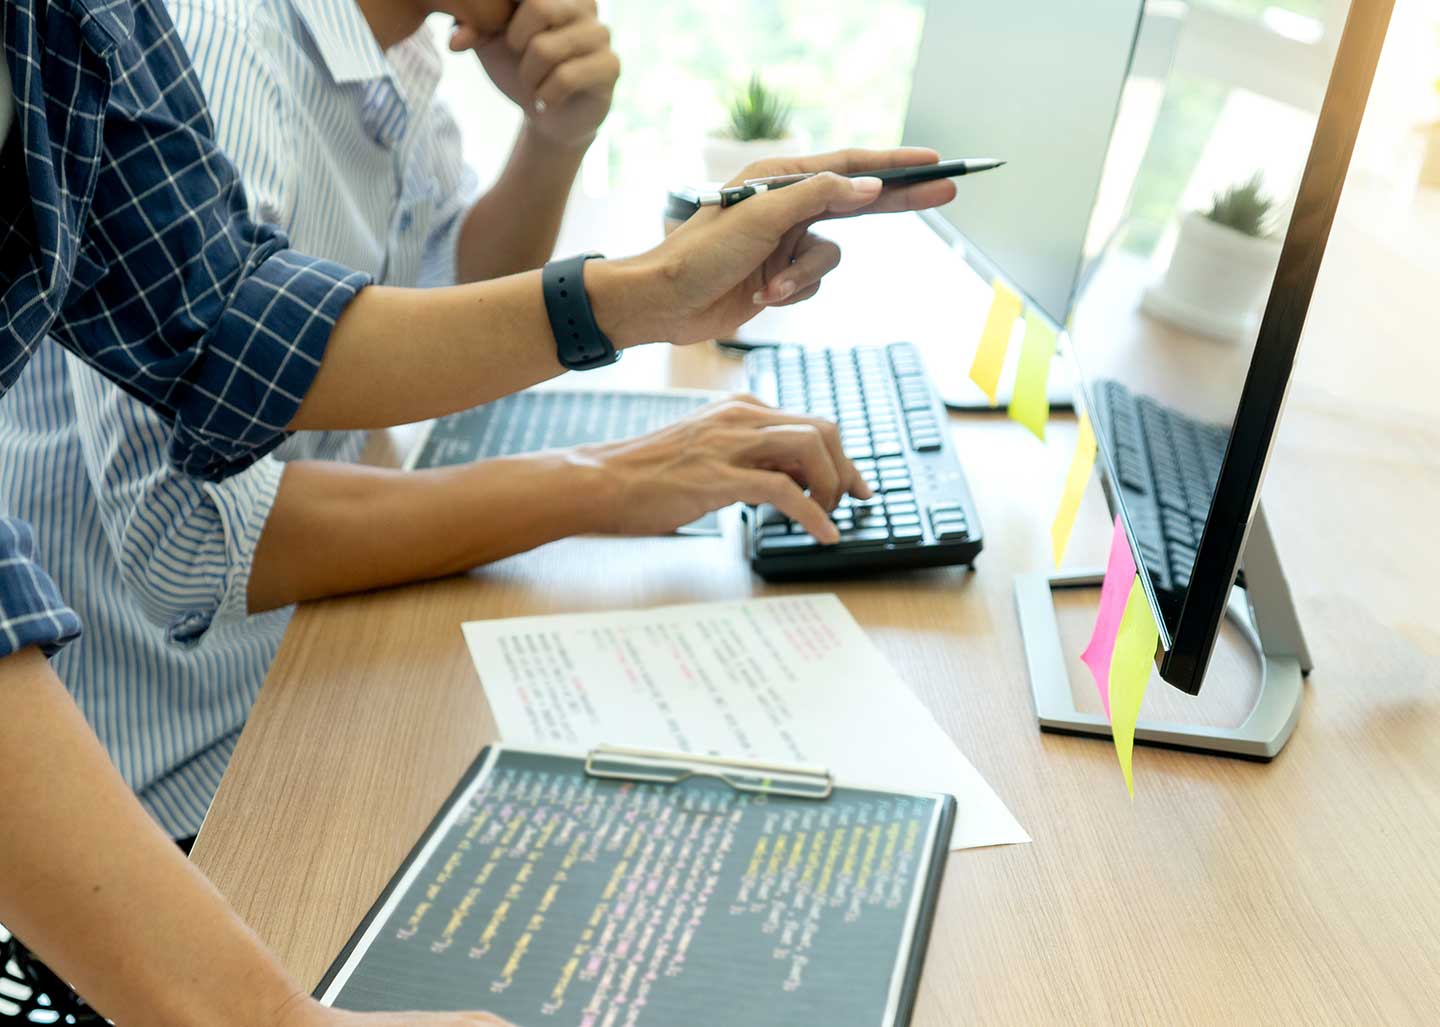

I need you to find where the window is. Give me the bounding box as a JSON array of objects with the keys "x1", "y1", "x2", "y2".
[{"x1": 434, "y1": 1, "x2": 926, "y2": 196}]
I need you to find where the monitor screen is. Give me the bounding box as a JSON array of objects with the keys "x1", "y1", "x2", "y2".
[
  {"x1": 1065, "y1": 0, "x2": 1388, "y2": 690},
  {"x1": 900, "y1": 0, "x2": 1145, "y2": 324}
]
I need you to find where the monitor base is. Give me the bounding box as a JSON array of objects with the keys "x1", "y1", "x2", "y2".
[{"x1": 1014, "y1": 506, "x2": 1310, "y2": 760}]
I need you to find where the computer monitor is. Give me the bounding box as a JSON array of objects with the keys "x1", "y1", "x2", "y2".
[
  {"x1": 1017, "y1": 0, "x2": 1393, "y2": 757},
  {"x1": 900, "y1": 0, "x2": 1149, "y2": 326}
]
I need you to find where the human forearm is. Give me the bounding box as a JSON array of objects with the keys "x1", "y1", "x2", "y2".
[
  {"x1": 457, "y1": 124, "x2": 589, "y2": 282},
  {"x1": 247, "y1": 450, "x2": 611, "y2": 612},
  {"x1": 0, "y1": 648, "x2": 305, "y2": 1027},
  {"x1": 287, "y1": 257, "x2": 657, "y2": 431},
  {"x1": 290, "y1": 149, "x2": 955, "y2": 434}
]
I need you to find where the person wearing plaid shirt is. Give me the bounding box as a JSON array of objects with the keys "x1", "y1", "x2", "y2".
[{"x1": 1, "y1": 0, "x2": 957, "y2": 1022}]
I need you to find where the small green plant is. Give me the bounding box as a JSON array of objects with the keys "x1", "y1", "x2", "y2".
[
  {"x1": 724, "y1": 75, "x2": 793, "y2": 142},
  {"x1": 1204, "y1": 172, "x2": 1277, "y2": 238}
]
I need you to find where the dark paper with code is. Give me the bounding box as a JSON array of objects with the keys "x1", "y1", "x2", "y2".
[{"x1": 329, "y1": 750, "x2": 940, "y2": 1026}]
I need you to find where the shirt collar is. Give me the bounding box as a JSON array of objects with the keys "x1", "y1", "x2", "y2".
[{"x1": 289, "y1": 0, "x2": 392, "y2": 85}]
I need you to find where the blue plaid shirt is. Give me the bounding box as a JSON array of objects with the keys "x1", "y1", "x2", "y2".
[{"x1": 0, "y1": 0, "x2": 373, "y2": 659}]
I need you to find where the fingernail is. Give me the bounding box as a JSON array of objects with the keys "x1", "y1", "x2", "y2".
[
  {"x1": 818, "y1": 524, "x2": 840, "y2": 545},
  {"x1": 774, "y1": 280, "x2": 796, "y2": 301},
  {"x1": 851, "y1": 176, "x2": 883, "y2": 195},
  {"x1": 752, "y1": 290, "x2": 766, "y2": 306},
  {"x1": 855, "y1": 481, "x2": 874, "y2": 499}
]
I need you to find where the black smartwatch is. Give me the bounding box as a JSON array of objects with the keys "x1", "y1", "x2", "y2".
[{"x1": 542, "y1": 253, "x2": 621, "y2": 371}]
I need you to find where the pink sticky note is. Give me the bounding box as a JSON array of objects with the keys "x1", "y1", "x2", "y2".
[{"x1": 1081, "y1": 514, "x2": 1137, "y2": 718}]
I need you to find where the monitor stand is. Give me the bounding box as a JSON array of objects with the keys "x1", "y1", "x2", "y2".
[{"x1": 1012, "y1": 505, "x2": 1312, "y2": 760}]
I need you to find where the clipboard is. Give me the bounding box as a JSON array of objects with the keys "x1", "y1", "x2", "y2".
[{"x1": 315, "y1": 745, "x2": 955, "y2": 1027}]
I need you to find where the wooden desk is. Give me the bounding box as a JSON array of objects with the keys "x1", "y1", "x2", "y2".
[{"x1": 191, "y1": 200, "x2": 1440, "y2": 1024}]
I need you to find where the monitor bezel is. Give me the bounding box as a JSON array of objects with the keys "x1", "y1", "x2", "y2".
[
  {"x1": 903, "y1": 0, "x2": 1148, "y2": 330},
  {"x1": 1099, "y1": 0, "x2": 1395, "y2": 694}
]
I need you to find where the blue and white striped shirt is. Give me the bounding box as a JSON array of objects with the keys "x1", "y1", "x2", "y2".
[{"x1": 0, "y1": 0, "x2": 476, "y2": 837}]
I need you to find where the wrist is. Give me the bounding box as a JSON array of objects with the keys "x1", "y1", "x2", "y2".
[
  {"x1": 557, "y1": 443, "x2": 628, "y2": 535},
  {"x1": 585, "y1": 256, "x2": 673, "y2": 350},
  {"x1": 519, "y1": 119, "x2": 596, "y2": 161}
]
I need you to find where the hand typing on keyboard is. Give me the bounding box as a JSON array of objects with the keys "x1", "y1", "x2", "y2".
[{"x1": 573, "y1": 397, "x2": 871, "y2": 544}]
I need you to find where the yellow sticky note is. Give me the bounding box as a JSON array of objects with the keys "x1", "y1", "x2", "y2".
[
  {"x1": 1050, "y1": 414, "x2": 1097, "y2": 567},
  {"x1": 1109, "y1": 576, "x2": 1159, "y2": 796},
  {"x1": 968, "y1": 280, "x2": 1023, "y2": 406},
  {"x1": 1009, "y1": 311, "x2": 1057, "y2": 440}
]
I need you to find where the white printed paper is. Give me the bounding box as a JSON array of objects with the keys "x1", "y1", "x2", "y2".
[{"x1": 461, "y1": 594, "x2": 1029, "y2": 850}]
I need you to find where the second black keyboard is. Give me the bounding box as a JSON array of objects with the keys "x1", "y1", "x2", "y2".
[{"x1": 742, "y1": 342, "x2": 984, "y2": 579}]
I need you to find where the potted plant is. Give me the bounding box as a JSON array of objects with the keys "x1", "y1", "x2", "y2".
[
  {"x1": 1141, "y1": 173, "x2": 1284, "y2": 343},
  {"x1": 702, "y1": 74, "x2": 809, "y2": 183}
]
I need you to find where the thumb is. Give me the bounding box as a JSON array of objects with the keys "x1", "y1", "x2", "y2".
[
  {"x1": 449, "y1": 22, "x2": 491, "y2": 51},
  {"x1": 729, "y1": 172, "x2": 883, "y2": 240}
]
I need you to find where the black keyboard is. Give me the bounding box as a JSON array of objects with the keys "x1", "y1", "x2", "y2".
[
  {"x1": 1091, "y1": 379, "x2": 1229, "y2": 595},
  {"x1": 742, "y1": 343, "x2": 983, "y2": 579}
]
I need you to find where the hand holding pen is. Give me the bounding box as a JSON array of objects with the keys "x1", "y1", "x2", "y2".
[{"x1": 700, "y1": 157, "x2": 1006, "y2": 209}]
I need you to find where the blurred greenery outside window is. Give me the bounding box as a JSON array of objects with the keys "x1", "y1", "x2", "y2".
[
  {"x1": 596, "y1": 0, "x2": 926, "y2": 191},
  {"x1": 593, "y1": 0, "x2": 1337, "y2": 257}
]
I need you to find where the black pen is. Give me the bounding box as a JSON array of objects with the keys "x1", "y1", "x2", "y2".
[{"x1": 698, "y1": 158, "x2": 1006, "y2": 209}]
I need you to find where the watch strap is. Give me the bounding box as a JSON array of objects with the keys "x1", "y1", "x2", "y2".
[{"x1": 542, "y1": 253, "x2": 620, "y2": 371}]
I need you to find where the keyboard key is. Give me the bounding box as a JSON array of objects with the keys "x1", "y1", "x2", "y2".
[
  {"x1": 757, "y1": 504, "x2": 788, "y2": 526},
  {"x1": 934, "y1": 524, "x2": 970, "y2": 542},
  {"x1": 911, "y1": 435, "x2": 943, "y2": 452},
  {"x1": 757, "y1": 533, "x2": 821, "y2": 554},
  {"x1": 879, "y1": 477, "x2": 912, "y2": 493},
  {"x1": 889, "y1": 512, "x2": 921, "y2": 527},
  {"x1": 835, "y1": 527, "x2": 892, "y2": 547},
  {"x1": 845, "y1": 445, "x2": 874, "y2": 460},
  {"x1": 759, "y1": 523, "x2": 791, "y2": 537},
  {"x1": 854, "y1": 514, "x2": 888, "y2": 529},
  {"x1": 886, "y1": 492, "x2": 916, "y2": 507},
  {"x1": 873, "y1": 441, "x2": 904, "y2": 458},
  {"x1": 892, "y1": 523, "x2": 924, "y2": 542}
]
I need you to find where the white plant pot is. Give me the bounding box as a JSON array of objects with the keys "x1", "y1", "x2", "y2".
[
  {"x1": 1419, "y1": 123, "x2": 1440, "y2": 190},
  {"x1": 701, "y1": 129, "x2": 811, "y2": 184},
  {"x1": 1141, "y1": 211, "x2": 1283, "y2": 343}
]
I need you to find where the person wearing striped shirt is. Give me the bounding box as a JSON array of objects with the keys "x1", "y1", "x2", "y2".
[
  {"x1": 3, "y1": 0, "x2": 957, "y2": 1023},
  {"x1": 0, "y1": 0, "x2": 915, "y2": 851}
]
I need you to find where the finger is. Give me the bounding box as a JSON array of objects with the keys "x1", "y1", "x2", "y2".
[
  {"x1": 755, "y1": 221, "x2": 810, "y2": 292},
  {"x1": 725, "y1": 172, "x2": 882, "y2": 252},
  {"x1": 535, "y1": 51, "x2": 621, "y2": 110},
  {"x1": 506, "y1": 0, "x2": 582, "y2": 54},
  {"x1": 755, "y1": 234, "x2": 840, "y2": 304},
  {"x1": 727, "y1": 404, "x2": 870, "y2": 501},
  {"x1": 718, "y1": 391, "x2": 766, "y2": 408},
  {"x1": 727, "y1": 146, "x2": 940, "y2": 189},
  {"x1": 449, "y1": 23, "x2": 490, "y2": 51},
  {"x1": 519, "y1": 20, "x2": 612, "y2": 91},
  {"x1": 769, "y1": 280, "x2": 820, "y2": 307},
  {"x1": 753, "y1": 424, "x2": 844, "y2": 510},
  {"x1": 739, "y1": 470, "x2": 839, "y2": 544},
  {"x1": 833, "y1": 178, "x2": 957, "y2": 220}
]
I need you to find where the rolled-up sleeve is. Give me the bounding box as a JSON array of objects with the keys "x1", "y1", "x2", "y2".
[
  {"x1": 42, "y1": 3, "x2": 372, "y2": 484},
  {"x1": 0, "y1": 518, "x2": 81, "y2": 658},
  {"x1": 156, "y1": 248, "x2": 369, "y2": 481}
]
